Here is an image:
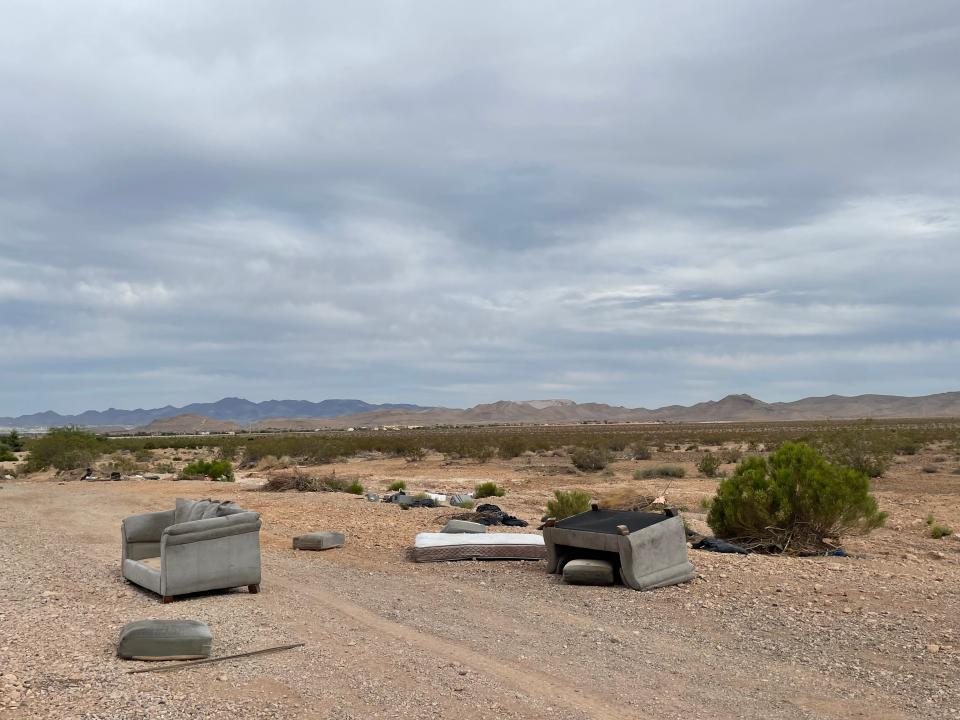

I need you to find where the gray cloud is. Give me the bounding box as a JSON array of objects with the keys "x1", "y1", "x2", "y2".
[{"x1": 2, "y1": 1, "x2": 959, "y2": 415}]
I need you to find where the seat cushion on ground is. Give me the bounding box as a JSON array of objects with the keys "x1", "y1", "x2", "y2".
[
  {"x1": 117, "y1": 619, "x2": 213, "y2": 660},
  {"x1": 441, "y1": 519, "x2": 487, "y2": 534},
  {"x1": 562, "y1": 558, "x2": 615, "y2": 585},
  {"x1": 293, "y1": 531, "x2": 346, "y2": 550}
]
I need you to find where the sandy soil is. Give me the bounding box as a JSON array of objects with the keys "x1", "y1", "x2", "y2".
[{"x1": 1, "y1": 449, "x2": 958, "y2": 719}]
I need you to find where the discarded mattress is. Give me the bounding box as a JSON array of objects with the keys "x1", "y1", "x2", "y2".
[
  {"x1": 117, "y1": 619, "x2": 212, "y2": 661},
  {"x1": 411, "y1": 532, "x2": 546, "y2": 563},
  {"x1": 543, "y1": 507, "x2": 695, "y2": 590}
]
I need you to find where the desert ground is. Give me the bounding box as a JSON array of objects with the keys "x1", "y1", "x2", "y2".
[{"x1": 1, "y1": 443, "x2": 959, "y2": 720}]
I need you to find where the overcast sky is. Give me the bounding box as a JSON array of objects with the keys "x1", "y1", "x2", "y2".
[{"x1": 2, "y1": 1, "x2": 959, "y2": 415}]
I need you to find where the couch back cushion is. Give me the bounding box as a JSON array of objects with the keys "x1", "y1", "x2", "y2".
[{"x1": 175, "y1": 497, "x2": 246, "y2": 524}]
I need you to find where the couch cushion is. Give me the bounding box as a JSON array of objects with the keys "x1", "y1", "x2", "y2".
[
  {"x1": 174, "y1": 498, "x2": 195, "y2": 525},
  {"x1": 122, "y1": 558, "x2": 162, "y2": 594},
  {"x1": 117, "y1": 619, "x2": 213, "y2": 660},
  {"x1": 186, "y1": 500, "x2": 215, "y2": 522}
]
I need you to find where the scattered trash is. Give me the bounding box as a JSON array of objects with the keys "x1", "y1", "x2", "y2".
[
  {"x1": 143, "y1": 474, "x2": 160, "y2": 480},
  {"x1": 127, "y1": 643, "x2": 305, "y2": 674},
  {"x1": 383, "y1": 491, "x2": 437, "y2": 508},
  {"x1": 448, "y1": 494, "x2": 474, "y2": 507},
  {"x1": 117, "y1": 619, "x2": 212, "y2": 661},
  {"x1": 293, "y1": 531, "x2": 346, "y2": 550},
  {"x1": 110, "y1": 471, "x2": 122, "y2": 481},
  {"x1": 365, "y1": 493, "x2": 380, "y2": 502},
  {"x1": 691, "y1": 537, "x2": 749, "y2": 555},
  {"x1": 448, "y1": 503, "x2": 528, "y2": 527}
]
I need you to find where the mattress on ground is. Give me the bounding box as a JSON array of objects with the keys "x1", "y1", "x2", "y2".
[{"x1": 411, "y1": 532, "x2": 546, "y2": 562}]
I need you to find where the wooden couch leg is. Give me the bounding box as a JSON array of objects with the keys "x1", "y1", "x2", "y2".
[
  {"x1": 162, "y1": 595, "x2": 174, "y2": 604},
  {"x1": 248, "y1": 584, "x2": 260, "y2": 594}
]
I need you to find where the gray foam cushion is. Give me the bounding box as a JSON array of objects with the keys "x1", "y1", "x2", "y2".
[
  {"x1": 117, "y1": 619, "x2": 213, "y2": 660},
  {"x1": 441, "y1": 519, "x2": 487, "y2": 534},
  {"x1": 562, "y1": 558, "x2": 616, "y2": 586},
  {"x1": 293, "y1": 531, "x2": 346, "y2": 550}
]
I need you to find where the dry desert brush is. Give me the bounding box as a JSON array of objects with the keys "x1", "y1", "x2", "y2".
[{"x1": 707, "y1": 442, "x2": 886, "y2": 553}]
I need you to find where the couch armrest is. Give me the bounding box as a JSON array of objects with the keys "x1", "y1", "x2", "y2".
[
  {"x1": 162, "y1": 512, "x2": 261, "y2": 547},
  {"x1": 123, "y1": 509, "x2": 176, "y2": 543}
]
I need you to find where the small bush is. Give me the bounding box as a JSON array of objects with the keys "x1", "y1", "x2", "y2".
[
  {"x1": 180, "y1": 459, "x2": 234, "y2": 481},
  {"x1": 546, "y1": 489, "x2": 592, "y2": 520},
  {"x1": 387, "y1": 480, "x2": 407, "y2": 491},
  {"x1": 635, "y1": 465, "x2": 686, "y2": 479},
  {"x1": 25, "y1": 427, "x2": 107, "y2": 472},
  {"x1": 154, "y1": 461, "x2": 176, "y2": 474},
  {"x1": 699, "y1": 496, "x2": 713, "y2": 511},
  {"x1": 707, "y1": 442, "x2": 887, "y2": 552},
  {"x1": 345, "y1": 480, "x2": 365, "y2": 495},
  {"x1": 697, "y1": 454, "x2": 723, "y2": 478},
  {"x1": 0, "y1": 446, "x2": 16, "y2": 462},
  {"x1": 404, "y1": 447, "x2": 427, "y2": 462},
  {"x1": 720, "y1": 448, "x2": 743, "y2": 464},
  {"x1": 632, "y1": 445, "x2": 652, "y2": 460},
  {"x1": 931, "y1": 524, "x2": 953, "y2": 539},
  {"x1": 453, "y1": 499, "x2": 475, "y2": 509},
  {"x1": 571, "y1": 446, "x2": 609, "y2": 471},
  {"x1": 474, "y1": 481, "x2": 505, "y2": 499}
]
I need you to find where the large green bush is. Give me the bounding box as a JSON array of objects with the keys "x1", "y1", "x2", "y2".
[
  {"x1": 707, "y1": 442, "x2": 886, "y2": 552},
  {"x1": 25, "y1": 427, "x2": 107, "y2": 471}
]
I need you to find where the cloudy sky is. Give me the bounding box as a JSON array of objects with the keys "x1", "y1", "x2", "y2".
[{"x1": 2, "y1": 1, "x2": 959, "y2": 415}]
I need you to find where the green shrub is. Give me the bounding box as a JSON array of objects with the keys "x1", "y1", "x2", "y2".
[
  {"x1": 474, "y1": 481, "x2": 505, "y2": 499},
  {"x1": 697, "y1": 454, "x2": 723, "y2": 478},
  {"x1": 635, "y1": 465, "x2": 686, "y2": 479},
  {"x1": 0, "y1": 446, "x2": 16, "y2": 462},
  {"x1": 25, "y1": 427, "x2": 107, "y2": 471},
  {"x1": 180, "y1": 459, "x2": 234, "y2": 481},
  {"x1": 931, "y1": 524, "x2": 953, "y2": 539},
  {"x1": 720, "y1": 448, "x2": 743, "y2": 464},
  {"x1": 545, "y1": 489, "x2": 592, "y2": 520},
  {"x1": 707, "y1": 442, "x2": 887, "y2": 552},
  {"x1": 453, "y1": 499, "x2": 475, "y2": 509},
  {"x1": 345, "y1": 480, "x2": 365, "y2": 495},
  {"x1": 571, "y1": 446, "x2": 609, "y2": 471},
  {"x1": 387, "y1": 480, "x2": 407, "y2": 491}
]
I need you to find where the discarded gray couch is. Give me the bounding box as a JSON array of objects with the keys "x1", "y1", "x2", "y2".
[
  {"x1": 121, "y1": 498, "x2": 262, "y2": 603},
  {"x1": 543, "y1": 507, "x2": 694, "y2": 590}
]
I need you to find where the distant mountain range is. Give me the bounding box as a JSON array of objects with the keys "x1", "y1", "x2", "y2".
[
  {"x1": 0, "y1": 398, "x2": 430, "y2": 429},
  {"x1": 2, "y1": 392, "x2": 959, "y2": 431}
]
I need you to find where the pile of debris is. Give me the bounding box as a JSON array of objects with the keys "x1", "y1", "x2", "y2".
[{"x1": 443, "y1": 503, "x2": 528, "y2": 528}]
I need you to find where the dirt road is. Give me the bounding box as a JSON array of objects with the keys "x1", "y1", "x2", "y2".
[{"x1": 1, "y1": 471, "x2": 957, "y2": 719}]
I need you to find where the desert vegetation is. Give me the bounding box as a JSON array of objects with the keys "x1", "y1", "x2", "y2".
[
  {"x1": 707, "y1": 442, "x2": 887, "y2": 553},
  {"x1": 545, "y1": 489, "x2": 592, "y2": 519}
]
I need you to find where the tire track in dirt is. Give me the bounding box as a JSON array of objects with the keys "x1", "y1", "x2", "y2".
[{"x1": 268, "y1": 573, "x2": 639, "y2": 720}]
